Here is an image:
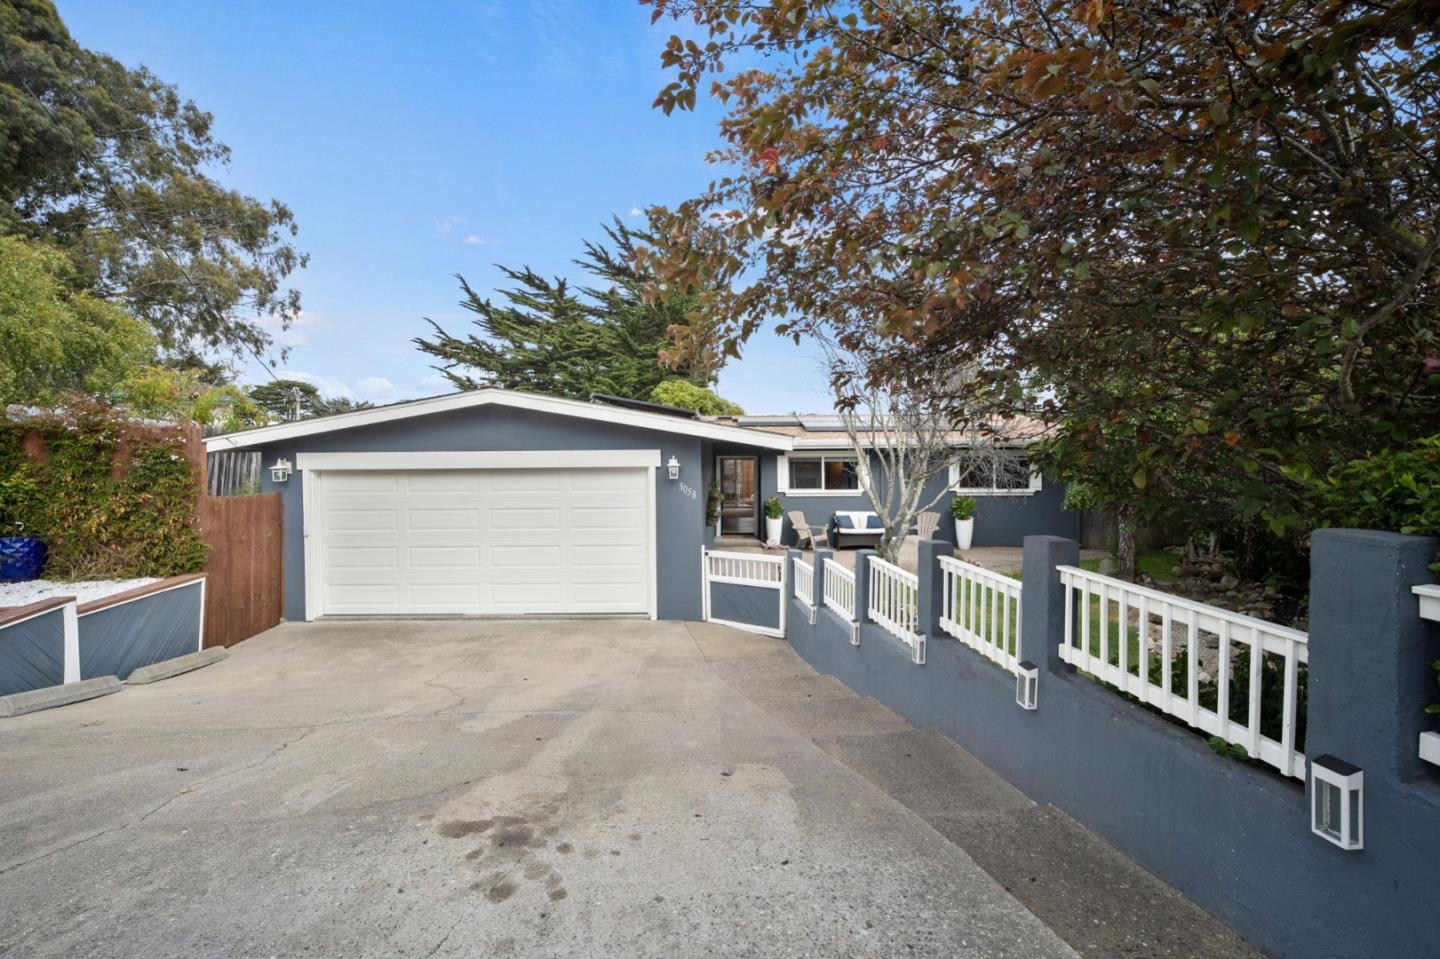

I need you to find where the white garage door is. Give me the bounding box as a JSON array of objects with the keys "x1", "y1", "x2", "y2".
[{"x1": 314, "y1": 468, "x2": 650, "y2": 616}]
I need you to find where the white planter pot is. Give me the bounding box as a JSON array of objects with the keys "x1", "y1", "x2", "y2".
[
  {"x1": 1416, "y1": 584, "x2": 1440, "y2": 622},
  {"x1": 1420, "y1": 731, "x2": 1440, "y2": 768},
  {"x1": 765, "y1": 516, "x2": 782, "y2": 547},
  {"x1": 954, "y1": 517, "x2": 974, "y2": 550}
]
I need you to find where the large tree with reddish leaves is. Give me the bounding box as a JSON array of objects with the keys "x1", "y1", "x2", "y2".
[{"x1": 641, "y1": 0, "x2": 1440, "y2": 563}]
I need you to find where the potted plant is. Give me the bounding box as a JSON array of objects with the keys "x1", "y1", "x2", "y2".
[
  {"x1": 707, "y1": 479, "x2": 723, "y2": 536},
  {"x1": 950, "y1": 495, "x2": 977, "y2": 550},
  {"x1": 0, "y1": 469, "x2": 45, "y2": 583},
  {"x1": 763, "y1": 495, "x2": 785, "y2": 547}
]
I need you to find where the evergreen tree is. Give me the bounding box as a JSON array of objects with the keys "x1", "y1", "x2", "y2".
[{"x1": 414, "y1": 219, "x2": 719, "y2": 401}]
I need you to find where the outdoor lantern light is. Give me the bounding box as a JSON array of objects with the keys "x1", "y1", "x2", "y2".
[
  {"x1": 1311, "y1": 755, "x2": 1363, "y2": 850},
  {"x1": 1016, "y1": 660, "x2": 1039, "y2": 710},
  {"x1": 268, "y1": 457, "x2": 293, "y2": 484},
  {"x1": 667, "y1": 455, "x2": 681, "y2": 480}
]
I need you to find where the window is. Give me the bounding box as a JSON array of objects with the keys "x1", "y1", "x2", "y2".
[
  {"x1": 949, "y1": 449, "x2": 1040, "y2": 494},
  {"x1": 787, "y1": 455, "x2": 859, "y2": 492}
]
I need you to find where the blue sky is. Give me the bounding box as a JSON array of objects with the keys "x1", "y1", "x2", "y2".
[{"x1": 58, "y1": 0, "x2": 834, "y2": 413}]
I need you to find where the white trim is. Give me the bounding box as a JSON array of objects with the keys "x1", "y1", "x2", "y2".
[
  {"x1": 196, "y1": 578, "x2": 207, "y2": 651},
  {"x1": 205, "y1": 388, "x2": 794, "y2": 452},
  {"x1": 646, "y1": 464, "x2": 658, "y2": 621},
  {"x1": 61, "y1": 601, "x2": 79, "y2": 684},
  {"x1": 780, "y1": 452, "x2": 864, "y2": 496},
  {"x1": 294, "y1": 450, "x2": 662, "y2": 472},
  {"x1": 303, "y1": 471, "x2": 321, "y2": 621}
]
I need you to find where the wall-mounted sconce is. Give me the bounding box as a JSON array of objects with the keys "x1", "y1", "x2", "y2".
[
  {"x1": 667, "y1": 455, "x2": 681, "y2": 481},
  {"x1": 1311, "y1": 755, "x2": 1363, "y2": 850},
  {"x1": 1016, "y1": 660, "x2": 1038, "y2": 710},
  {"x1": 268, "y1": 457, "x2": 293, "y2": 483}
]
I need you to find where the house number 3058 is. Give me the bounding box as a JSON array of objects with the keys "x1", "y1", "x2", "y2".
[{"x1": 677, "y1": 482, "x2": 699, "y2": 500}]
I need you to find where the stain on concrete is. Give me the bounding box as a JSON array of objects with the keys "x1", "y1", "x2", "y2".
[
  {"x1": 555, "y1": 842, "x2": 574, "y2": 854},
  {"x1": 486, "y1": 879, "x2": 517, "y2": 903},
  {"x1": 548, "y1": 888, "x2": 568, "y2": 901},
  {"x1": 437, "y1": 818, "x2": 493, "y2": 839}
]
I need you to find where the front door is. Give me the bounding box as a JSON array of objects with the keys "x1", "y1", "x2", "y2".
[{"x1": 716, "y1": 456, "x2": 758, "y2": 536}]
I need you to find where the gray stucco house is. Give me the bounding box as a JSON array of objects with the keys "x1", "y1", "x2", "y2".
[{"x1": 205, "y1": 388, "x2": 1077, "y2": 622}]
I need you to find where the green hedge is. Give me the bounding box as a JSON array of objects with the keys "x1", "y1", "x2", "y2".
[{"x1": 1, "y1": 402, "x2": 207, "y2": 579}]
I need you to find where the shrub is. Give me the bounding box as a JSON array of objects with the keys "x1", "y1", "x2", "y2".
[
  {"x1": 648, "y1": 379, "x2": 744, "y2": 416},
  {"x1": 0, "y1": 402, "x2": 208, "y2": 579},
  {"x1": 763, "y1": 495, "x2": 784, "y2": 520},
  {"x1": 949, "y1": 496, "x2": 976, "y2": 520},
  {"x1": 1313, "y1": 435, "x2": 1440, "y2": 576}
]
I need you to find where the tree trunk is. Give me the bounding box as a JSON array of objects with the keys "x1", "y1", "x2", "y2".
[{"x1": 1116, "y1": 507, "x2": 1138, "y2": 580}]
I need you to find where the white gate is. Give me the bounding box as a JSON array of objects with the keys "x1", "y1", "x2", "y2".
[{"x1": 701, "y1": 548, "x2": 787, "y2": 638}]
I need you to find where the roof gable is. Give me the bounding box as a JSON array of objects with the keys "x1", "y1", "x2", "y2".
[{"x1": 204, "y1": 388, "x2": 794, "y2": 452}]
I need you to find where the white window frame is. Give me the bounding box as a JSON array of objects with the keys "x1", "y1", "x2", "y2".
[
  {"x1": 948, "y1": 449, "x2": 1043, "y2": 496},
  {"x1": 777, "y1": 453, "x2": 865, "y2": 497}
]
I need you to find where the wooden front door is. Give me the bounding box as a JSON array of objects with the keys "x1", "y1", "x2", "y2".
[{"x1": 717, "y1": 456, "x2": 759, "y2": 536}]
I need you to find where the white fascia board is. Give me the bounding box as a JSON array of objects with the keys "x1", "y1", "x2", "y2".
[
  {"x1": 294, "y1": 450, "x2": 661, "y2": 471},
  {"x1": 205, "y1": 388, "x2": 794, "y2": 452}
]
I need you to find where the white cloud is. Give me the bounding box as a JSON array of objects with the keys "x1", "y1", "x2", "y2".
[
  {"x1": 463, "y1": 234, "x2": 490, "y2": 246},
  {"x1": 256, "y1": 310, "x2": 333, "y2": 348},
  {"x1": 628, "y1": 207, "x2": 644, "y2": 218},
  {"x1": 435, "y1": 214, "x2": 467, "y2": 236},
  {"x1": 355, "y1": 376, "x2": 398, "y2": 401},
  {"x1": 419, "y1": 372, "x2": 454, "y2": 393},
  {"x1": 281, "y1": 370, "x2": 353, "y2": 399}
]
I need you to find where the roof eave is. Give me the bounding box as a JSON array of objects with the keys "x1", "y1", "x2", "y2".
[{"x1": 203, "y1": 388, "x2": 794, "y2": 453}]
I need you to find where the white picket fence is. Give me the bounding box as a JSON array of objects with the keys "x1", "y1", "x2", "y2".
[
  {"x1": 867, "y1": 556, "x2": 920, "y2": 651},
  {"x1": 823, "y1": 558, "x2": 855, "y2": 621},
  {"x1": 1057, "y1": 565, "x2": 1309, "y2": 780},
  {"x1": 938, "y1": 555, "x2": 1023, "y2": 674},
  {"x1": 701, "y1": 548, "x2": 786, "y2": 638},
  {"x1": 792, "y1": 558, "x2": 815, "y2": 606},
  {"x1": 792, "y1": 557, "x2": 816, "y2": 623},
  {"x1": 705, "y1": 550, "x2": 784, "y2": 586}
]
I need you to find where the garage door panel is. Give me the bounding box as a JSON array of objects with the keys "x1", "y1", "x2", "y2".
[
  {"x1": 327, "y1": 473, "x2": 399, "y2": 493},
  {"x1": 327, "y1": 583, "x2": 401, "y2": 607},
  {"x1": 408, "y1": 508, "x2": 479, "y2": 530},
  {"x1": 490, "y1": 507, "x2": 561, "y2": 530},
  {"x1": 490, "y1": 545, "x2": 563, "y2": 568},
  {"x1": 406, "y1": 472, "x2": 480, "y2": 492},
  {"x1": 408, "y1": 584, "x2": 483, "y2": 606},
  {"x1": 327, "y1": 547, "x2": 400, "y2": 569},
  {"x1": 327, "y1": 509, "x2": 399, "y2": 532},
  {"x1": 317, "y1": 467, "x2": 650, "y2": 616},
  {"x1": 407, "y1": 546, "x2": 482, "y2": 569},
  {"x1": 572, "y1": 544, "x2": 643, "y2": 566},
  {"x1": 489, "y1": 470, "x2": 561, "y2": 492},
  {"x1": 572, "y1": 506, "x2": 645, "y2": 529}
]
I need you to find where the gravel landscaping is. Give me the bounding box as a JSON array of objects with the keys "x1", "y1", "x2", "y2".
[{"x1": 0, "y1": 578, "x2": 157, "y2": 608}]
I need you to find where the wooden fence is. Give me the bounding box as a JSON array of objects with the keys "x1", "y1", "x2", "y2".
[
  {"x1": 206, "y1": 450, "x2": 261, "y2": 496},
  {"x1": 196, "y1": 492, "x2": 283, "y2": 648}
]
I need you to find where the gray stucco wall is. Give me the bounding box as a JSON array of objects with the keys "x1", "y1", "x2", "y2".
[
  {"x1": 785, "y1": 532, "x2": 1440, "y2": 959},
  {"x1": 78, "y1": 582, "x2": 203, "y2": 681},
  {"x1": 250, "y1": 405, "x2": 721, "y2": 622},
  {"x1": 759, "y1": 453, "x2": 1079, "y2": 548},
  {"x1": 0, "y1": 606, "x2": 66, "y2": 696}
]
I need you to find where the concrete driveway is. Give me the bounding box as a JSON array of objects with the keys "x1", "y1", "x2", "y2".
[{"x1": 0, "y1": 620, "x2": 1252, "y2": 958}]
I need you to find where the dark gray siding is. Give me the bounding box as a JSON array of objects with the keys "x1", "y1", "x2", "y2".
[
  {"x1": 709, "y1": 582, "x2": 781, "y2": 631},
  {"x1": 0, "y1": 607, "x2": 66, "y2": 695},
  {"x1": 251, "y1": 405, "x2": 714, "y2": 622},
  {"x1": 759, "y1": 453, "x2": 1079, "y2": 548},
  {"x1": 77, "y1": 582, "x2": 202, "y2": 680}
]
